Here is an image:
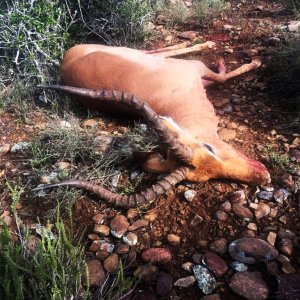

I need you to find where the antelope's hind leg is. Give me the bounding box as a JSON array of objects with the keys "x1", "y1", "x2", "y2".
[{"x1": 202, "y1": 58, "x2": 262, "y2": 85}]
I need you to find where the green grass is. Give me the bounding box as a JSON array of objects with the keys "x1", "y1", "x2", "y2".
[
  {"x1": 263, "y1": 144, "x2": 296, "y2": 173},
  {"x1": 0, "y1": 218, "x2": 88, "y2": 300},
  {"x1": 95, "y1": 262, "x2": 137, "y2": 300}
]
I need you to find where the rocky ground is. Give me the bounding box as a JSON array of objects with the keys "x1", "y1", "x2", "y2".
[{"x1": 0, "y1": 1, "x2": 300, "y2": 299}]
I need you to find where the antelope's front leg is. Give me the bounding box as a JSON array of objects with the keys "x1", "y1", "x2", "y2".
[{"x1": 145, "y1": 41, "x2": 216, "y2": 58}]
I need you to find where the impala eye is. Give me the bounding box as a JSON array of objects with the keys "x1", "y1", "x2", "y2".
[{"x1": 203, "y1": 143, "x2": 216, "y2": 155}]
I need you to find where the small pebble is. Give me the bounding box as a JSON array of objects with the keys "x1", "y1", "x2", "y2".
[
  {"x1": 123, "y1": 232, "x2": 138, "y2": 246},
  {"x1": 257, "y1": 191, "x2": 273, "y2": 201},
  {"x1": 174, "y1": 276, "x2": 196, "y2": 288},
  {"x1": 141, "y1": 248, "x2": 172, "y2": 265},
  {"x1": 209, "y1": 238, "x2": 227, "y2": 254},
  {"x1": 184, "y1": 190, "x2": 197, "y2": 202},
  {"x1": 267, "y1": 232, "x2": 277, "y2": 246},
  {"x1": 255, "y1": 203, "x2": 271, "y2": 220},
  {"x1": 110, "y1": 215, "x2": 129, "y2": 238},
  {"x1": 167, "y1": 234, "x2": 181, "y2": 246},
  {"x1": 278, "y1": 238, "x2": 293, "y2": 256},
  {"x1": 203, "y1": 251, "x2": 228, "y2": 277},
  {"x1": 103, "y1": 253, "x2": 119, "y2": 273},
  {"x1": 214, "y1": 210, "x2": 228, "y2": 221},
  {"x1": 182, "y1": 262, "x2": 194, "y2": 273}
]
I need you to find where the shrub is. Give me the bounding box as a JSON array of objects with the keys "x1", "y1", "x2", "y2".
[
  {"x1": 74, "y1": 0, "x2": 161, "y2": 46},
  {"x1": 267, "y1": 40, "x2": 300, "y2": 114},
  {"x1": 0, "y1": 219, "x2": 88, "y2": 300},
  {"x1": 191, "y1": 0, "x2": 230, "y2": 26},
  {"x1": 0, "y1": 0, "x2": 75, "y2": 84}
]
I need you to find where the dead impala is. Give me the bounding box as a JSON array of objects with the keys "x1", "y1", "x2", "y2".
[{"x1": 34, "y1": 41, "x2": 270, "y2": 207}]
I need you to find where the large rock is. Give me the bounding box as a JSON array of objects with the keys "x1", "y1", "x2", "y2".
[
  {"x1": 229, "y1": 271, "x2": 269, "y2": 300},
  {"x1": 229, "y1": 238, "x2": 278, "y2": 264}
]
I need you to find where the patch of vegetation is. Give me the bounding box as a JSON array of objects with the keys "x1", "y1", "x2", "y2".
[
  {"x1": 0, "y1": 82, "x2": 33, "y2": 120},
  {"x1": 0, "y1": 218, "x2": 88, "y2": 300},
  {"x1": 263, "y1": 144, "x2": 296, "y2": 173},
  {"x1": 191, "y1": 0, "x2": 230, "y2": 26},
  {"x1": 160, "y1": 0, "x2": 230, "y2": 26},
  {"x1": 0, "y1": 0, "x2": 75, "y2": 84},
  {"x1": 95, "y1": 262, "x2": 137, "y2": 300},
  {"x1": 267, "y1": 39, "x2": 300, "y2": 114},
  {"x1": 74, "y1": 0, "x2": 163, "y2": 46},
  {"x1": 31, "y1": 121, "x2": 158, "y2": 192},
  {"x1": 279, "y1": 0, "x2": 300, "y2": 11}
]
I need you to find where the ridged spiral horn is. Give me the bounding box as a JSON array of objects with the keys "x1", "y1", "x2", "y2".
[
  {"x1": 37, "y1": 85, "x2": 194, "y2": 164},
  {"x1": 33, "y1": 167, "x2": 188, "y2": 208}
]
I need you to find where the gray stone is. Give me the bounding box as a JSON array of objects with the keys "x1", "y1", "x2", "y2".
[
  {"x1": 193, "y1": 265, "x2": 216, "y2": 295},
  {"x1": 257, "y1": 191, "x2": 273, "y2": 201},
  {"x1": 230, "y1": 261, "x2": 248, "y2": 272},
  {"x1": 11, "y1": 142, "x2": 31, "y2": 153}
]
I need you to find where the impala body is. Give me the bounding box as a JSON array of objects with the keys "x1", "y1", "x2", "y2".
[{"x1": 35, "y1": 42, "x2": 270, "y2": 207}]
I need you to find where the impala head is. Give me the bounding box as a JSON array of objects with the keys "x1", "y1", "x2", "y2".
[
  {"x1": 185, "y1": 139, "x2": 270, "y2": 185},
  {"x1": 161, "y1": 116, "x2": 270, "y2": 186}
]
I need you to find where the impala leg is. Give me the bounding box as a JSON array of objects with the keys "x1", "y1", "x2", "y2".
[
  {"x1": 201, "y1": 59, "x2": 227, "y2": 88},
  {"x1": 144, "y1": 41, "x2": 191, "y2": 54},
  {"x1": 150, "y1": 41, "x2": 216, "y2": 58},
  {"x1": 202, "y1": 58, "x2": 262, "y2": 85}
]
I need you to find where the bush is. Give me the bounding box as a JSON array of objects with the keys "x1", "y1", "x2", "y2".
[
  {"x1": 267, "y1": 40, "x2": 300, "y2": 114},
  {"x1": 74, "y1": 0, "x2": 161, "y2": 46},
  {"x1": 0, "y1": 219, "x2": 88, "y2": 300},
  {"x1": 191, "y1": 0, "x2": 230, "y2": 25},
  {"x1": 0, "y1": 0, "x2": 75, "y2": 84}
]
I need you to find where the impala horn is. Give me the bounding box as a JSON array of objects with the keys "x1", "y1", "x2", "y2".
[
  {"x1": 33, "y1": 167, "x2": 188, "y2": 208},
  {"x1": 37, "y1": 85, "x2": 194, "y2": 163}
]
